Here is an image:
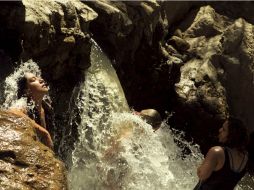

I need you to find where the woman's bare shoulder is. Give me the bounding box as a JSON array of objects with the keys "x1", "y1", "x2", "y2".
[{"x1": 207, "y1": 146, "x2": 224, "y2": 157}]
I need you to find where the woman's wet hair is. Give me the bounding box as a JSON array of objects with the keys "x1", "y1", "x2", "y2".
[
  {"x1": 225, "y1": 116, "x2": 249, "y2": 151},
  {"x1": 17, "y1": 76, "x2": 27, "y2": 99}
]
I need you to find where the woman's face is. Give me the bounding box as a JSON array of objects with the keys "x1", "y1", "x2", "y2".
[
  {"x1": 218, "y1": 121, "x2": 229, "y2": 143},
  {"x1": 25, "y1": 73, "x2": 48, "y2": 97}
]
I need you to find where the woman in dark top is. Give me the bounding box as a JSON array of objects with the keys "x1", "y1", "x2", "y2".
[
  {"x1": 194, "y1": 117, "x2": 249, "y2": 190},
  {"x1": 11, "y1": 72, "x2": 53, "y2": 149}
]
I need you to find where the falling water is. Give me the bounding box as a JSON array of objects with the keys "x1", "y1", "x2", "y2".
[{"x1": 68, "y1": 41, "x2": 203, "y2": 190}]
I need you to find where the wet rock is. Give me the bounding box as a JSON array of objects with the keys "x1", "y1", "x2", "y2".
[
  {"x1": 21, "y1": 0, "x2": 98, "y2": 80},
  {"x1": 84, "y1": 1, "x2": 190, "y2": 114},
  {"x1": 85, "y1": 0, "x2": 163, "y2": 62},
  {"x1": 169, "y1": 5, "x2": 254, "y2": 152},
  {"x1": 167, "y1": 36, "x2": 190, "y2": 52},
  {"x1": 0, "y1": 110, "x2": 67, "y2": 190}
]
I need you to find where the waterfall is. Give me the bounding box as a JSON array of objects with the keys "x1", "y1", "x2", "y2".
[{"x1": 68, "y1": 41, "x2": 203, "y2": 190}]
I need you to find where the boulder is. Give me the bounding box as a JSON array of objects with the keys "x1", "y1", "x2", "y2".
[
  {"x1": 0, "y1": 110, "x2": 67, "y2": 189},
  {"x1": 170, "y1": 5, "x2": 254, "y2": 151},
  {"x1": 22, "y1": 0, "x2": 98, "y2": 80},
  {"x1": 85, "y1": 0, "x2": 164, "y2": 63}
]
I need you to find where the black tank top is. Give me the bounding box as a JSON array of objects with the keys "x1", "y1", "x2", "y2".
[{"x1": 194, "y1": 147, "x2": 247, "y2": 190}]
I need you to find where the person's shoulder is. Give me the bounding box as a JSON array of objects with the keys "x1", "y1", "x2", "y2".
[{"x1": 207, "y1": 146, "x2": 224, "y2": 157}]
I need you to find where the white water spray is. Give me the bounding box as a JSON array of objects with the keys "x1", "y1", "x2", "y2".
[
  {"x1": 2, "y1": 60, "x2": 42, "y2": 109},
  {"x1": 68, "y1": 41, "x2": 203, "y2": 190}
]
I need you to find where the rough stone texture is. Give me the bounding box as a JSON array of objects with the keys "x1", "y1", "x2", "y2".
[
  {"x1": 83, "y1": 1, "x2": 254, "y2": 154},
  {"x1": 22, "y1": 0, "x2": 97, "y2": 80},
  {"x1": 176, "y1": 5, "x2": 254, "y2": 133},
  {"x1": 0, "y1": 110, "x2": 67, "y2": 190},
  {"x1": 1, "y1": 1, "x2": 254, "y2": 182},
  {"x1": 86, "y1": 0, "x2": 163, "y2": 61}
]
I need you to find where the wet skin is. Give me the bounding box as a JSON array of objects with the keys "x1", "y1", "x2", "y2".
[{"x1": 24, "y1": 73, "x2": 48, "y2": 98}]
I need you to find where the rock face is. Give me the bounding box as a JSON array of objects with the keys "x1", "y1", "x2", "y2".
[
  {"x1": 0, "y1": 0, "x2": 97, "y2": 82},
  {"x1": 21, "y1": 0, "x2": 97, "y2": 80},
  {"x1": 168, "y1": 5, "x2": 254, "y2": 151},
  {"x1": 0, "y1": 110, "x2": 67, "y2": 190},
  {"x1": 81, "y1": 1, "x2": 254, "y2": 153}
]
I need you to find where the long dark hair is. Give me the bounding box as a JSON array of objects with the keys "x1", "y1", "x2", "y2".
[
  {"x1": 16, "y1": 74, "x2": 53, "y2": 128},
  {"x1": 17, "y1": 76, "x2": 27, "y2": 99},
  {"x1": 225, "y1": 116, "x2": 249, "y2": 151}
]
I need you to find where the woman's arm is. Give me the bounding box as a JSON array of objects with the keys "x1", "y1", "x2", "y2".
[
  {"x1": 31, "y1": 119, "x2": 53, "y2": 149},
  {"x1": 197, "y1": 146, "x2": 224, "y2": 181},
  {"x1": 8, "y1": 109, "x2": 53, "y2": 149}
]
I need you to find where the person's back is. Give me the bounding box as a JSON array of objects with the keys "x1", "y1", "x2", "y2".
[
  {"x1": 196, "y1": 147, "x2": 248, "y2": 190},
  {"x1": 195, "y1": 117, "x2": 249, "y2": 190}
]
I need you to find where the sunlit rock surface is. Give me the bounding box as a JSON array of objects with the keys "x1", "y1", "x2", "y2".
[
  {"x1": 22, "y1": 0, "x2": 97, "y2": 80},
  {"x1": 0, "y1": 110, "x2": 67, "y2": 190},
  {"x1": 169, "y1": 5, "x2": 254, "y2": 151}
]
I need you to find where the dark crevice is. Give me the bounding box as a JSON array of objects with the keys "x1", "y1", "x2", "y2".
[
  {"x1": 0, "y1": 150, "x2": 16, "y2": 160},
  {"x1": 15, "y1": 160, "x2": 29, "y2": 168}
]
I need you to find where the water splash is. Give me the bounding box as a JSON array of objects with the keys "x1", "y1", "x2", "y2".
[
  {"x1": 69, "y1": 41, "x2": 130, "y2": 189},
  {"x1": 68, "y1": 41, "x2": 203, "y2": 190},
  {"x1": 2, "y1": 59, "x2": 42, "y2": 109},
  {"x1": 106, "y1": 113, "x2": 202, "y2": 190}
]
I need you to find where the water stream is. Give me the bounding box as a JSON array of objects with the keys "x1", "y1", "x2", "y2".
[{"x1": 68, "y1": 41, "x2": 203, "y2": 190}]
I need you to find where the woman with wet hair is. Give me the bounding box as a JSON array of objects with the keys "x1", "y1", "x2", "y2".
[
  {"x1": 10, "y1": 72, "x2": 53, "y2": 149},
  {"x1": 194, "y1": 116, "x2": 249, "y2": 190}
]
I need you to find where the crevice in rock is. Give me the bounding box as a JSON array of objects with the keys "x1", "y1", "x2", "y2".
[
  {"x1": 15, "y1": 160, "x2": 29, "y2": 168},
  {"x1": 0, "y1": 150, "x2": 16, "y2": 160}
]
